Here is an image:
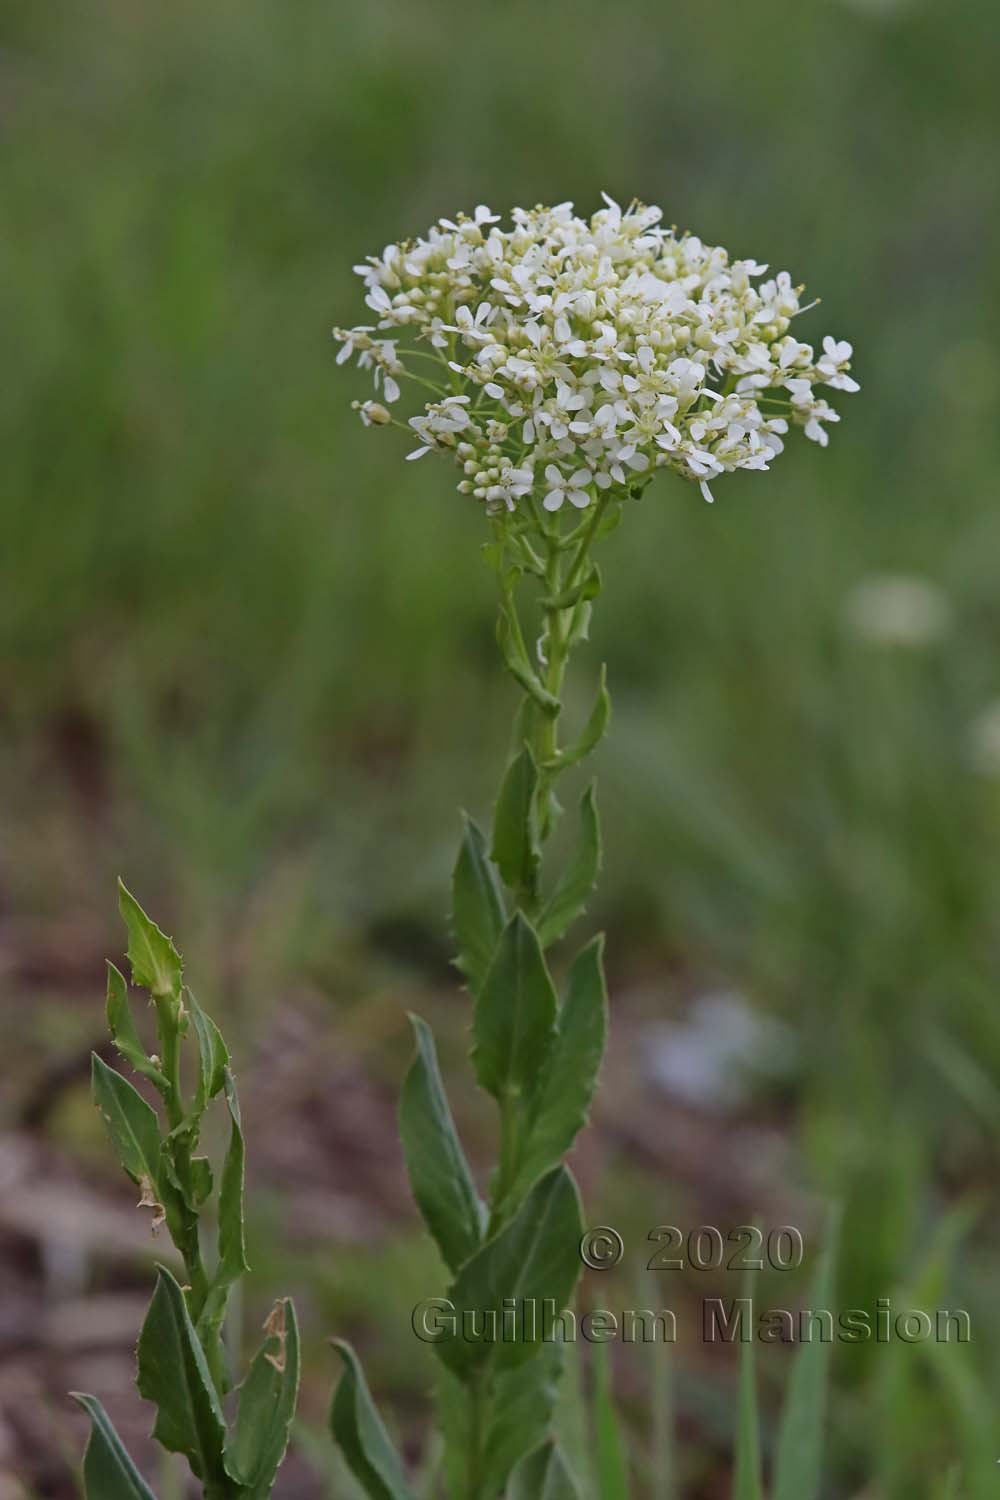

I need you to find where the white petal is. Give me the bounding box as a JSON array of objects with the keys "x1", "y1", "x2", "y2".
[{"x1": 543, "y1": 490, "x2": 565, "y2": 511}]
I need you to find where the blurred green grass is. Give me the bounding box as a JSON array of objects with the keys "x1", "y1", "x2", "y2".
[{"x1": 4, "y1": 0, "x2": 1000, "y2": 1491}]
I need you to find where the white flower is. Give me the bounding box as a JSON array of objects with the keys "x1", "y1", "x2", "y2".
[
  {"x1": 486, "y1": 462, "x2": 535, "y2": 511},
  {"x1": 543, "y1": 464, "x2": 593, "y2": 511},
  {"x1": 336, "y1": 197, "x2": 857, "y2": 515},
  {"x1": 841, "y1": 574, "x2": 952, "y2": 647},
  {"x1": 354, "y1": 400, "x2": 391, "y2": 427}
]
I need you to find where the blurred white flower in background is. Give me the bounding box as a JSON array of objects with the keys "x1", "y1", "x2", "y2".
[
  {"x1": 968, "y1": 702, "x2": 1000, "y2": 777},
  {"x1": 841, "y1": 573, "x2": 952, "y2": 647},
  {"x1": 643, "y1": 991, "x2": 796, "y2": 1110}
]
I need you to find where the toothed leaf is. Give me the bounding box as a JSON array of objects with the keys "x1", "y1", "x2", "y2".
[
  {"x1": 472, "y1": 913, "x2": 557, "y2": 1107},
  {"x1": 227, "y1": 1300, "x2": 300, "y2": 1496},
  {"x1": 452, "y1": 816, "x2": 507, "y2": 993},
  {"x1": 136, "y1": 1266, "x2": 227, "y2": 1484},
  {"x1": 400, "y1": 1015, "x2": 485, "y2": 1272},
  {"x1": 117, "y1": 880, "x2": 182, "y2": 1000}
]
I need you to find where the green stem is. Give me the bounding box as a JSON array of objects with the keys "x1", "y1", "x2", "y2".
[
  {"x1": 528, "y1": 494, "x2": 610, "y2": 859},
  {"x1": 488, "y1": 493, "x2": 613, "y2": 1214},
  {"x1": 451, "y1": 495, "x2": 616, "y2": 1492}
]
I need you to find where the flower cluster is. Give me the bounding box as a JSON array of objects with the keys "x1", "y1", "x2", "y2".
[{"x1": 335, "y1": 196, "x2": 858, "y2": 512}]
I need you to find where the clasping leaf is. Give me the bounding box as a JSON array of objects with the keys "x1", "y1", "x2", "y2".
[
  {"x1": 472, "y1": 913, "x2": 557, "y2": 1108},
  {"x1": 545, "y1": 667, "x2": 610, "y2": 771},
  {"x1": 507, "y1": 937, "x2": 608, "y2": 1205},
  {"x1": 437, "y1": 1165, "x2": 584, "y2": 1379},
  {"x1": 226, "y1": 1299, "x2": 301, "y2": 1497},
  {"x1": 136, "y1": 1266, "x2": 228, "y2": 1485},
  {"x1": 491, "y1": 748, "x2": 542, "y2": 895},
  {"x1": 400, "y1": 1015, "x2": 485, "y2": 1272},
  {"x1": 452, "y1": 815, "x2": 507, "y2": 995},
  {"x1": 91, "y1": 1053, "x2": 161, "y2": 1189},
  {"x1": 537, "y1": 784, "x2": 601, "y2": 949}
]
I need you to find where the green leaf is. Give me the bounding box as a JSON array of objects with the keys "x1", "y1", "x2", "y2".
[
  {"x1": 482, "y1": 1347, "x2": 567, "y2": 1497},
  {"x1": 437, "y1": 1165, "x2": 584, "y2": 1379},
  {"x1": 72, "y1": 1393, "x2": 158, "y2": 1500},
  {"x1": 509, "y1": 938, "x2": 608, "y2": 1202},
  {"x1": 188, "y1": 990, "x2": 230, "y2": 1116},
  {"x1": 491, "y1": 748, "x2": 540, "y2": 894},
  {"x1": 497, "y1": 605, "x2": 561, "y2": 714},
  {"x1": 118, "y1": 879, "x2": 182, "y2": 1000},
  {"x1": 772, "y1": 1207, "x2": 840, "y2": 1500},
  {"x1": 537, "y1": 785, "x2": 602, "y2": 948},
  {"x1": 195, "y1": 1070, "x2": 249, "y2": 1360},
  {"x1": 91, "y1": 1055, "x2": 185, "y2": 1237},
  {"x1": 434, "y1": 1351, "x2": 567, "y2": 1500},
  {"x1": 329, "y1": 1340, "x2": 414, "y2": 1500},
  {"x1": 734, "y1": 1334, "x2": 763, "y2": 1500},
  {"x1": 540, "y1": 564, "x2": 601, "y2": 613},
  {"x1": 472, "y1": 913, "x2": 558, "y2": 1107},
  {"x1": 105, "y1": 963, "x2": 167, "y2": 1089},
  {"x1": 189, "y1": 1156, "x2": 214, "y2": 1206},
  {"x1": 91, "y1": 1053, "x2": 161, "y2": 1188},
  {"x1": 550, "y1": 667, "x2": 610, "y2": 771},
  {"x1": 432, "y1": 1364, "x2": 473, "y2": 1500},
  {"x1": 567, "y1": 602, "x2": 592, "y2": 648},
  {"x1": 592, "y1": 1342, "x2": 630, "y2": 1499},
  {"x1": 136, "y1": 1266, "x2": 228, "y2": 1484},
  {"x1": 452, "y1": 815, "x2": 507, "y2": 994},
  {"x1": 218, "y1": 1070, "x2": 250, "y2": 1277},
  {"x1": 399, "y1": 1015, "x2": 485, "y2": 1273},
  {"x1": 227, "y1": 1299, "x2": 300, "y2": 1497},
  {"x1": 509, "y1": 1441, "x2": 583, "y2": 1500}
]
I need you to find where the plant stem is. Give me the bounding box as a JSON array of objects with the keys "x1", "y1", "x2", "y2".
[{"x1": 527, "y1": 494, "x2": 610, "y2": 859}]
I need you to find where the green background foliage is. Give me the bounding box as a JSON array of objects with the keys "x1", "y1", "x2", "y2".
[{"x1": 4, "y1": 0, "x2": 1000, "y2": 1493}]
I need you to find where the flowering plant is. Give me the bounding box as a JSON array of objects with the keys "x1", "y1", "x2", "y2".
[
  {"x1": 329, "y1": 197, "x2": 856, "y2": 1498},
  {"x1": 73, "y1": 887, "x2": 299, "y2": 1499},
  {"x1": 69, "y1": 196, "x2": 855, "y2": 1500}
]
